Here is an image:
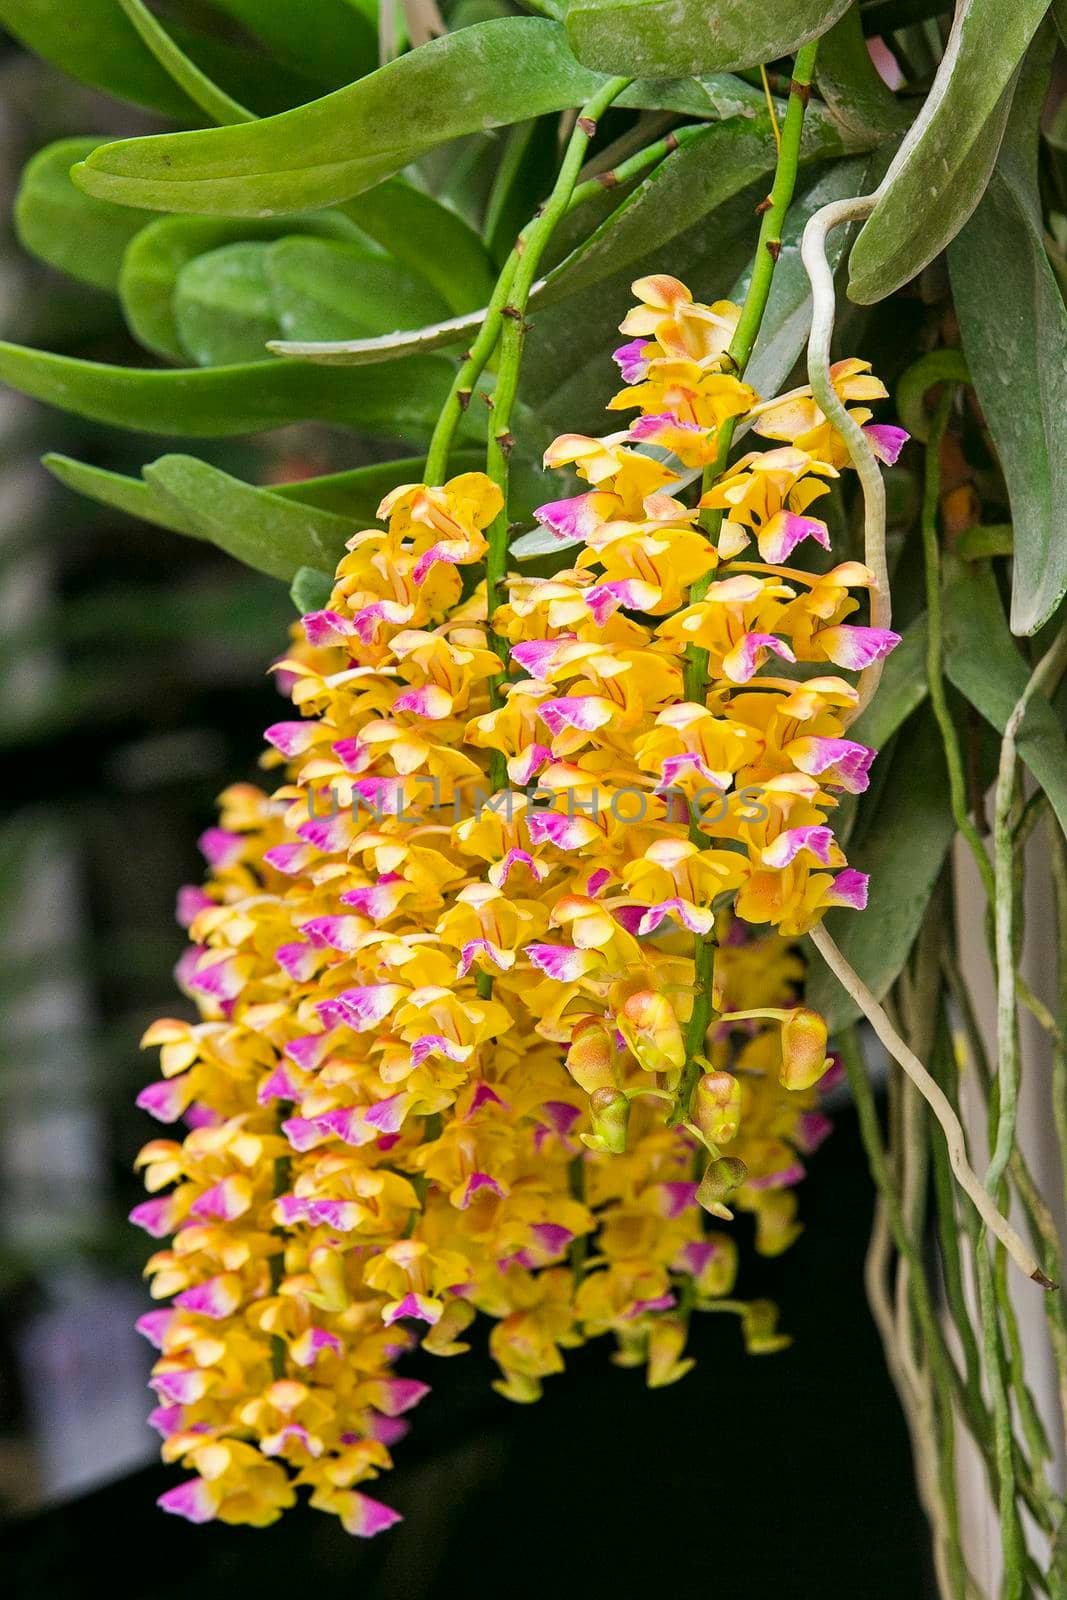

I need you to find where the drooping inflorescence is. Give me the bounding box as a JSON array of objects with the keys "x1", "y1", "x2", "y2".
[{"x1": 133, "y1": 273, "x2": 904, "y2": 1533}]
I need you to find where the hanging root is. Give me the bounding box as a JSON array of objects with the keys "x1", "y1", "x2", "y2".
[
  {"x1": 801, "y1": 195, "x2": 889, "y2": 724},
  {"x1": 810, "y1": 923, "x2": 1054, "y2": 1289}
]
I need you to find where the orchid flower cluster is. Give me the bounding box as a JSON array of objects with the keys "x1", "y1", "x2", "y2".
[{"x1": 132, "y1": 273, "x2": 905, "y2": 1536}]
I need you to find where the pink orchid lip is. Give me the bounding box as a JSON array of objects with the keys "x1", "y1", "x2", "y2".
[
  {"x1": 613, "y1": 338, "x2": 650, "y2": 382},
  {"x1": 826, "y1": 867, "x2": 870, "y2": 910},
  {"x1": 864, "y1": 423, "x2": 910, "y2": 465}
]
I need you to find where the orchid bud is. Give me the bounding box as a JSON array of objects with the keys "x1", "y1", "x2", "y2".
[
  {"x1": 693, "y1": 1071, "x2": 741, "y2": 1144},
  {"x1": 696, "y1": 1155, "x2": 747, "y2": 1218},
  {"x1": 741, "y1": 1298, "x2": 792, "y2": 1355},
  {"x1": 778, "y1": 1007, "x2": 831, "y2": 1091},
  {"x1": 581, "y1": 1086, "x2": 630, "y2": 1154},
  {"x1": 565, "y1": 1018, "x2": 615, "y2": 1095},
  {"x1": 617, "y1": 990, "x2": 686, "y2": 1076}
]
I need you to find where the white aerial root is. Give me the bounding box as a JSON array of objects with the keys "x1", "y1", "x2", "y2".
[
  {"x1": 811, "y1": 922, "x2": 1053, "y2": 1288},
  {"x1": 801, "y1": 195, "x2": 887, "y2": 724}
]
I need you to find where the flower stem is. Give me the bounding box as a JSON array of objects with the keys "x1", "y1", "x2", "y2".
[
  {"x1": 482, "y1": 76, "x2": 632, "y2": 687},
  {"x1": 683, "y1": 39, "x2": 820, "y2": 704},
  {"x1": 422, "y1": 111, "x2": 688, "y2": 489},
  {"x1": 668, "y1": 924, "x2": 715, "y2": 1127}
]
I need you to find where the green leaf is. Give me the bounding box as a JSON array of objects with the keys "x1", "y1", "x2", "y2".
[
  {"x1": 540, "y1": 109, "x2": 852, "y2": 308},
  {"x1": 848, "y1": 0, "x2": 1049, "y2": 303},
  {"x1": 14, "y1": 137, "x2": 155, "y2": 292},
  {"x1": 0, "y1": 341, "x2": 461, "y2": 443},
  {"x1": 115, "y1": 0, "x2": 254, "y2": 125},
  {"x1": 267, "y1": 313, "x2": 476, "y2": 369},
  {"x1": 0, "y1": 0, "x2": 322, "y2": 118},
  {"x1": 170, "y1": 234, "x2": 450, "y2": 368},
  {"x1": 174, "y1": 242, "x2": 280, "y2": 366},
  {"x1": 483, "y1": 118, "x2": 560, "y2": 269},
  {"x1": 1054, "y1": 0, "x2": 1067, "y2": 48},
  {"x1": 955, "y1": 525, "x2": 1013, "y2": 561},
  {"x1": 290, "y1": 566, "x2": 334, "y2": 613},
  {"x1": 71, "y1": 19, "x2": 791, "y2": 217},
  {"x1": 210, "y1": 0, "x2": 377, "y2": 91},
  {"x1": 267, "y1": 238, "x2": 449, "y2": 342},
  {"x1": 942, "y1": 560, "x2": 1067, "y2": 837},
  {"x1": 815, "y1": 4, "x2": 911, "y2": 146},
  {"x1": 947, "y1": 29, "x2": 1067, "y2": 636},
  {"x1": 42, "y1": 453, "x2": 209, "y2": 540},
  {"x1": 142, "y1": 456, "x2": 357, "y2": 580},
  {"x1": 807, "y1": 707, "x2": 955, "y2": 1031},
  {"x1": 848, "y1": 613, "x2": 929, "y2": 752},
  {"x1": 341, "y1": 181, "x2": 497, "y2": 315},
  {"x1": 118, "y1": 212, "x2": 363, "y2": 361},
  {"x1": 42, "y1": 451, "x2": 486, "y2": 542},
  {"x1": 565, "y1": 0, "x2": 851, "y2": 77},
  {"x1": 71, "y1": 20, "x2": 613, "y2": 213}
]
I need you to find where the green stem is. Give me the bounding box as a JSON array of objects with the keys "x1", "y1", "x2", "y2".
[
  {"x1": 422, "y1": 117, "x2": 691, "y2": 488},
  {"x1": 684, "y1": 38, "x2": 820, "y2": 703},
  {"x1": 976, "y1": 1239, "x2": 1027, "y2": 1599},
  {"x1": 668, "y1": 926, "x2": 715, "y2": 1128},
  {"x1": 269, "y1": 1115, "x2": 293, "y2": 1381},
  {"x1": 919, "y1": 386, "x2": 996, "y2": 902},
  {"x1": 483, "y1": 76, "x2": 631, "y2": 684},
  {"x1": 839, "y1": 1026, "x2": 972, "y2": 1597}
]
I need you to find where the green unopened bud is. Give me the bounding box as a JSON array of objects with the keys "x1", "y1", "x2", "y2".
[
  {"x1": 741, "y1": 1298, "x2": 792, "y2": 1355},
  {"x1": 693, "y1": 1071, "x2": 741, "y2": 1145},
  {"x1": 696, "y1": 1155, "x2": 747, "y2": 1218},
  {"x1": 581, "y1": 1086, "x2": 630, "y2": 1154}
]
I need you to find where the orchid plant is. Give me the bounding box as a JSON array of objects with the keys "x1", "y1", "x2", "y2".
[{"x1": 3, "y1": 1, "x2": 1067, "y2": 1595}]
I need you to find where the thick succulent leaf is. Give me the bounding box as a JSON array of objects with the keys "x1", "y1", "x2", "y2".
[
  {"x1": 142, "y1": 456, "x2": 358, "y2": 580},
  {"x1": 807, "y1": 707, "x2": 955, "y2": 1031},
  {"x1": 848, "y1": 0, "x2": 1050, "y2": 303},
  {"x1": 42, "y1": 451, "x2": 485, "y2": 544},
  {"x1": 947, "y1": 32, "x2": 1067, "y2": 636},
  {"x1": 268, "y1": 312, "x2": 478, "y2": 368},
  {"x1": 290, "y1": 566, "x2": 334, "y2": 614},
  {"x1": 43, "y1": 453, "x2": 209, "y2": 540},
  {"x1": 815, "y1": 5, "x2": 911, "y2": 145},
  {"x1": 210, "y1": 0, "x2": 377, "y2": 91},
  {"x1": 848, "y1": 614, "x2": 929, "y2": 753},
  {"x1": 942, "y1": 561, "x2": 1067, "y2": 837},
  {"x1": 72, "y1": 20, "x2": 791, "y2": 217},
  {"x1": 175, "y1": 242, "x2": 281, "y2": 366},
  {"x1": 14, "y1": 136, "x2": 156, "y2": 292},
  {"x1": 565, "y1": 0, "x2": 851, "y2": 78},
  {"x1": 118, "y1": 213, "x2": 367, "y2": 360},
  {"x1": 0, "y1": 340, "x2": 460, "y2": 444},
  {"x1": 540, "y1": 108, "x2": 853, "y2": 308},
  {"x1": 0, "y1": 0, "x2": 321, "y2": 118},
  {"x1": 277, "y1": 157, "x2": 870, "y2": 378},
  {"x1": 483, "y1": 117, "x2": 561, "y2": 269},
  {"x1": 341, "y1": 182, "x2": 496, "y2": 314},
  {"x1": 71, "y1": 20, "x2": 616, "y2": 213},
  {"x1": 116, "y1": 0, "x2": 255, "y2": 125},
  {"x1": 267, "y1": 238, "x2": 449, "y2": 343}
]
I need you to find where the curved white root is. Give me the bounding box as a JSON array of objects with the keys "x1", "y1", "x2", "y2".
[
  {"x1": 801, "y1": 195, "x2": 889, "y2": 725},
  {"x1": 810, "y1": 922, "x2": 1053, "y2": 1289}
]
